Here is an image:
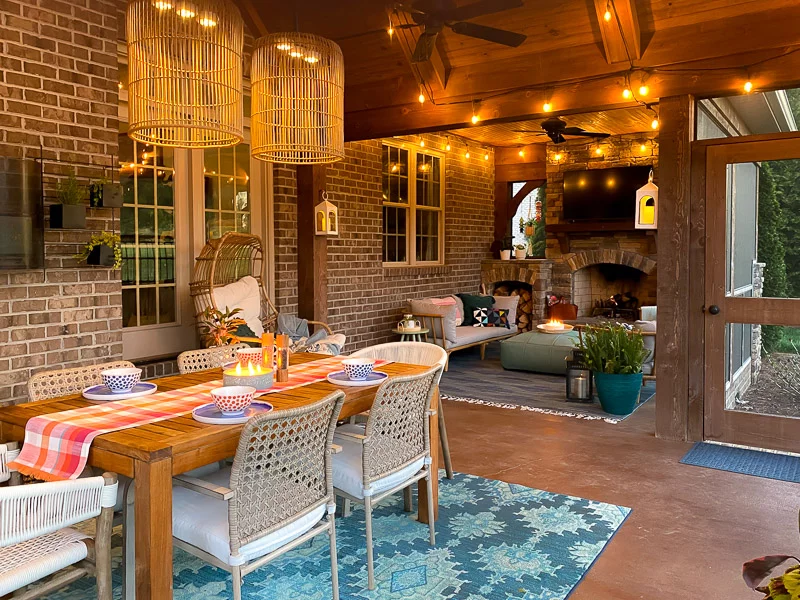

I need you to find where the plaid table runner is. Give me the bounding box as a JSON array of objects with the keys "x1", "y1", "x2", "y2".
[{"x1": 11, "y1": 355, "x2": 390, "y2": 481}]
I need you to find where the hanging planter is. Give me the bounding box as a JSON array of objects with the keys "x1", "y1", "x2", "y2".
[
  {"x1": 75, "y1": 232, "x2": 122, "y2": 269},
  {"x1": 90, "y1": 180, "x2": 123, "y2": 208},
  {"x1": 50, "y1": 171, "x2": 86, "y2": 229}
]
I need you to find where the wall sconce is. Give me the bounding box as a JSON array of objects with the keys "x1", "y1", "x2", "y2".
[{"x1": 635, "y1": 169, "x2": 658, "y2": 229}]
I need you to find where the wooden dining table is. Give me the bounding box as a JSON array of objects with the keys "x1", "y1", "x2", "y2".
[{"x1": 0, "y1": 352, "x2": 441, "y2": 600}]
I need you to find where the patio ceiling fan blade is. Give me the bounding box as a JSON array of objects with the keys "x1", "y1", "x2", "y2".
[
  {"x1": 412, "y1": 28, "x2": 441, "y2": 63},
  {"x1": 448, "y1": 21, "x2": 527, "y2": 47},
  {"x1": 562, "y1": 127, "x2": 611, "y2": 138}
]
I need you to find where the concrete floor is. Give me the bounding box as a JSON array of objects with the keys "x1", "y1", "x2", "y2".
[{"x1": 441, "y1": 397, "x2": 798, "y2": 599}]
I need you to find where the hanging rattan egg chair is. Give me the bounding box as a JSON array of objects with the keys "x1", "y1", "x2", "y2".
[{"x1": 190, "y1": 232, "x2": 332, "y2": 345}]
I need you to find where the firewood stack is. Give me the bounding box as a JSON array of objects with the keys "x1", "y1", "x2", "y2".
[{"x1": 494, "y1": 284, "x2": 534, "y2": 332}]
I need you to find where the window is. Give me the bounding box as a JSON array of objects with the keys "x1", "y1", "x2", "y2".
[
  {"x1": 204, "y1": 144, "x2": 251, "y2": 239},
  {"x1": 382, "y1": 142, "x2": 444, "y2": 265},
  {"x1": 119, "y1": 136, "x2": 176, "y2": 328}
]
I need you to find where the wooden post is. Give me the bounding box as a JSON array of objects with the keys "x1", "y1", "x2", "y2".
[
  {"x1": 656, "y1": 95, "x2": 695, "y2": 441},
  {"x1": 297, "y1": 165, "x2": 328, "y2": 324}
]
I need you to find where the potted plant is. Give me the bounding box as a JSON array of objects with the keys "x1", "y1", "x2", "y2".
[
  {"x1": 198, "y1": 306, "x2": 247, "y2": 347},
  {"x1": 578, "y1": 324, "x2": 649, "y2": 415},
  {"x1": 89, "y1": 175, "x2": 123, "y2": 208},
  {"x1": 50, "y1": 171, "x2": 86, "y2": 229},
  {"x1": 75, "y1": 232, "x2": 121, "y2": 269},
  {"x1": 514, "y1": 243, "x2": 527, "y2": 259},
  {"x1": 500, "y1": 246, "x2": 511, "y2": 260},
  {"x1": 742, "y1": 511, "x2": 800, "y2": 599}
]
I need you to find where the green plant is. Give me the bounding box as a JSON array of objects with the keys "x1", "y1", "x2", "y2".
[
  {"x1": 75, "y1": 231, "x2": 122, "y2": 269},
  {"x1": 56, "y1": 171, "x2": 85, "y2": 206},
  {"x1": 743, "y1": 510, "x2": 800, "y2": 599},
  {"x1": 578, "y1": 325, "x2": 649, "y2": 374},
  {"x1": 198, "y1": 306, "x2": 247, "y2": 348},
  {"x1": 514, "y1": 243, "x2": 526, "y2": 250},
  {"x1": 89, "y1": 175, "x2": 110, "y2": 207}
]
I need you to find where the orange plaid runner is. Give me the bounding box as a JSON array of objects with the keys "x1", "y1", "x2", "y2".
[{"x1": 10, "y1": 356, "x2": 390, "y2": 481}]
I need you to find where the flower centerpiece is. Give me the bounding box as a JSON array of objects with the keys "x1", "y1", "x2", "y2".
[{"x1": 75, "y1": 231, "x2": 121, "y2": 269}]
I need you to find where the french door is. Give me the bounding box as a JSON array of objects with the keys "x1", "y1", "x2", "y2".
[{"x1": 704, "y1": 134, "x2": 800, "y2": 453}]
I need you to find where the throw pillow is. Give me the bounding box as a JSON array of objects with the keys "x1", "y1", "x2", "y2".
[
  {"x1": 472, "y1": 307, "x2": 489, "y2": 327},
  {"x1": 492, "y1": 295, "x2": 520, "y2": 325},
  {"x1": 487, "y1": 308, "x2": 510, "y2": 329},
  {"x1": 458, "y1": 293, "x2": 495, "y2": 326},
  {"x1": 430, "y1": 296, "x2": 463, "y2": 325},
  {"x1": 211, "y1": 275, "x2": 264, "y2": 336},
  {"x1": 408, "y1": 298, "x2": 458, "y2": 343}
]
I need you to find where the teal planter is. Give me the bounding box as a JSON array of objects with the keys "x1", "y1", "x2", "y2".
[{"x1": 593, "y1": 371, "x2": 643, "y2": 415}]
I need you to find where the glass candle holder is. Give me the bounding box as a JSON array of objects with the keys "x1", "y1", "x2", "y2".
[
  {"x1": 261, "y1": 332, "x2": 274, "y2": 369},
  {"x1": 276, "y1": 333, "x2": 290, "y2": 382}
]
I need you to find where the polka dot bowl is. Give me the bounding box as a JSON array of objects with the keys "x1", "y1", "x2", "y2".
[
  {"x1": 210, "y1": 386, "x2": 256, "y2": 415},
  {"x1": 341, "y1": 358, "x2": 376, "y2": 381},
  {"x1": 101, "y1": 368, "x2": 142, "y2": 393}
]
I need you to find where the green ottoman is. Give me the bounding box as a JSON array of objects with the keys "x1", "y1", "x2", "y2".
[{"x1": 500, "y1": 330, "x2": 580, "y2": 375}]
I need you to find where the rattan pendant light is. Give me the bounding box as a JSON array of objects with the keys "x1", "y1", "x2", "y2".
[
  {"x1": 126, "y1": 0, "x2": 244, "y2": 148},
  {"x1": 251, "y1": 32, "x2": 345, "y2": 164}
]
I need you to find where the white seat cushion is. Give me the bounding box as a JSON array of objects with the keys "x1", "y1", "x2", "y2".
[
  {"x1": 211, "y1": 276, "x2": 264, "y2": 337},
  {"x1": 172, "y1": 466, "x2": 326, "y2": 567},
  {"x1": 332, "y1": 424, "x2": 425, "y2": 500},
  {"x1": 446, "y1": 324, "x2": 518, "y2": 348}
]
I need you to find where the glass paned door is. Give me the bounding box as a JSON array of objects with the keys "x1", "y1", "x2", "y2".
[
  {"x1": 204, "y1": 144, "x2": 251, "y2": 239},
  {"x1": 704, "y1": 136, "x2": 800, "y2": 452},
  {"x1": 120, "y1": 138, "x2": 176, "y2": 328}
]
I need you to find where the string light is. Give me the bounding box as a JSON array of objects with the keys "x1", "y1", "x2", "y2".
[
  {"x1": 465, "y1": 150, "x2": 470, "y2": 159},
  {"x1": 603, "y1": 1, "x2": 612, "y2": 22},
  {"x1": 484, "y1": 150, "x2": 490, "y2": 161},
  {"x1": 744, "y1": 80, "x2": 753, "y2": 93},
  {"x1": 639, "y1": 143, "x2": 647, "y2": 152},
  {"x1": 445, "y1": 137, "x2": 451, "y2": 152},
  {"x1": 387, "y1": 15, "x2": 394, "y2": 38},
  {"x1": 638, "y1": 84, "x2": 649, "y2": 97},
  {"x1": 651, "y1": 117, "x2": 660, "y2": 129},
  {"x1": 554, "y1": 152, "x2": 563, "y2": 162},
  {"x1": 542, "y1": 101, "x2": 552, "y2": 112},
  {"x1": 622, "y1": 88, "x2": 632, "y2": 99},
  {"x1": 595, "y1": 147, "x2": 603, "y2": 156},
  {"x1": 518, "y1": 149, "x2": 525, "y2": 157},
  {"x1": 471, "y1": 114, "x2": 480, "y2": 124},
  {"x1": 418, "y1": 86, "x2": 425, "y2": 104},
  {"x1": 420, "y1": 139, "x2": 425, "y2": 147}
]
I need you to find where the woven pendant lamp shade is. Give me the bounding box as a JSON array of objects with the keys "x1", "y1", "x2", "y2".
[
  {"x1": 126, "y1": 0, "x2": 244, "y2": 148},
  {"x1": 251, "y1": 32, "x2": 345, "y2": 164}
]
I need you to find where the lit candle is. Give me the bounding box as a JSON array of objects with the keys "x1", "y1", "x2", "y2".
[
  {"x1": 543, "y1": 319, "x2": 564, "y2": 332},
  {"x1": 223, "y1": 360, "x2": 273, "y2": 390}
]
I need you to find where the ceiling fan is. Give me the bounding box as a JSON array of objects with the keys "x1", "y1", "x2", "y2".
[
  {"x1": 514, "y1": 117, "x2": 612, "y2": 144},
  {"x1": 395, "y1": 0, "x2": 528, "y2": 63}
]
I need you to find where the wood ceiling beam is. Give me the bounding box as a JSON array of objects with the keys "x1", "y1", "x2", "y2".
[
  {"x1": 344, "y1": 49, "x2": 800, "y2": 141},
  {"x1": 391, "y1": 8, "x2": 450, "y2": 95},
  {"x1": 236, "y1": 0, "x2": 269, "y2": 38},
  {"x1": 593, "y1": 0, "x2": 642, "y2": 64}
]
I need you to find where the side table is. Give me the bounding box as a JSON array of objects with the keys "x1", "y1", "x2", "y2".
[{"x1": 392, "y1": 327, "x2": 430, "y2": 342}]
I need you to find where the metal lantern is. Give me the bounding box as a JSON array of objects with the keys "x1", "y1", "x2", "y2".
[
  {"x1": 566, "y1": 350, "x2": 593, "y2": 403},
  {"x1": 315, "y1": 191, "x2": 338, "y2": 236},
  {"x1": 635, "y1": 168, "x2": 658, "y2": 229},
  {"x1": 126, "y1": 0, "x2": 244, "y2": 148},
  {"x1": 251, "y1": 32, "x2": 345, "y2": 164}
]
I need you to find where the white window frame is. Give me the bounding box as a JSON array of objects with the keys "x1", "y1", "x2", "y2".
[{"x1": 381, "y1": 140, "x2": 445, "y2": 267}]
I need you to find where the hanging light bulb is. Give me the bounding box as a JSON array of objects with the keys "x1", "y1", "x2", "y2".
[
  {"x1": 651, "y1": 117, "x2": 659, "y2": 129},
  {"x1": 465, "y1": 150, "x2": 470, "y2": 159},
  {"x1": 638, "y1": 84, "x2": 649, "y2": 97},
  {"x1": 554, "y1": 152, "x2": 562, "y2": 162},
  {"x1": 471, "y1": 114, "x2": 480, "y2": 124},
  {"x1": 603, "y1": 2, "x2": 612, "y2": 22},
  {"x1": 595, "y1": 146, "x2": 603, "y2": 156},
  {"x1": 418, "y1": 86, "x2": 425, "y2": 104},
  {"x1": 622, "y1": 88, "x2": 632, "y2": 99},
  {"x1": 542, "y1": 101, "x2": 552, "y2": 112},
  {"x1": 639, "y1": 143, "x2": 647, "y2": 152},
  {"x1": 387, "y1": 15, "x2": 394, "y2": 37},
  {"x1": 743, "y1": 80, "x2": 753, "y2": 93},
  {"x1": 484, "y1": 150, "x2": 490, "y2": 161},
  {"x1": 518, "y1": 149, "x2": 525, "y2": 157},
  {"x1": 420, "y1": 139, "x2": 425, "y2": 148},
  {"x1": 445, "y1": 137, "x2": 451, "y2": 151}
]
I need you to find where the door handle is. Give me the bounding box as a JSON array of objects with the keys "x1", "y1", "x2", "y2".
[{"x1": 708, "y1": 305, "x2": 720, "y2": 315}]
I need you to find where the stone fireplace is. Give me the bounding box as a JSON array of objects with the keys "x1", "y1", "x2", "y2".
[{"x1": 480, "y1": 260, "x2": 552, "y2": 331}]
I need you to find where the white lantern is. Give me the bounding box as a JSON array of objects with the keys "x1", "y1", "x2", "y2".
[
  {"x1": 315, "y1": 191, "x2": 338, "y2": 236},
  {"x1": 635, "y1": 169, "x2": 658, "y2": 229}
]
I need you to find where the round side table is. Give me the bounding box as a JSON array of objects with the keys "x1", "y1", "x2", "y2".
[{"x1": 392, "y1": 327, "x2": 430, "y2": 342}]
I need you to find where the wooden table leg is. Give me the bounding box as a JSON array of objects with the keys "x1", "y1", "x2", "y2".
[
  {"x1": 418, "y1": 386, "x2": 440, "y2": 524},
  {"x1": 135, "y1": 457, "x2": 173, "y2": 600}
]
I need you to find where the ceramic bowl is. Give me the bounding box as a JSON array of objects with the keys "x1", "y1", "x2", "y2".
[
  {"x1": 341, "y1": 358, "x2": 375, "y2": 381},
  {"x1": 101, "y1": 368, "x2": 142, "y2": 393},
  {"x1": 236, "y1": 348, "x2": 264, "y2": 366},
  {"x1": 211, "y1": 386, "x2": 256, "y2": 415}
]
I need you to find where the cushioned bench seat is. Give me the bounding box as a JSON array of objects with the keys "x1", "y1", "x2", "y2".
[
  {"x1": 446, "y1": 324, "x2": 518, "y2": 348},
  {"x1": 500, "y1": 330, "x2": 580, "y2": 375}
]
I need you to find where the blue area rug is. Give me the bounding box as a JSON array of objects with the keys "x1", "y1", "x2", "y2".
[
  {"x1": 681, "y1": 442, "x2": 800, "y2": 483},
  {"x1": 50, "y1": 473, "x2": 631, "y2": 600}
]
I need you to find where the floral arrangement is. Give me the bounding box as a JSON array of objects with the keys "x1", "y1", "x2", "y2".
[
  {"x1": 743, "y1": 512, "x2": 800, "y2": 599},
  {"x1": 75, "y1": 231, "x2": 122, "y2": 269},
  {"x1": 199, "y1": 306, "x2": 247, "y2": 347}
]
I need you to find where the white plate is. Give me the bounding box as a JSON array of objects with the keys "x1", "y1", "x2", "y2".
[
  {"x1": 82, "y1": 382, "x2": 158, "y2": 401},
  {"x1": 536, "y1": 324, "x2": 575, "y2": 334},
  {"x1": 192, "y1": 401, "x2": 274, "y2": 425},
  {"x1": 326, "y1": 370, "x2": 389, "y2": 387}
]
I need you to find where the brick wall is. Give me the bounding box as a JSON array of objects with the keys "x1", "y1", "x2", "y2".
[
  {"x1": 274, "y1": 133, "x2": 495, "y2": 350},
  {"x1": 0, "y1": 0, "x2": 121, "y2": 403}
]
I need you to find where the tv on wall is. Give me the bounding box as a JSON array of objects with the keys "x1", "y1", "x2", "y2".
[{"x1": 562, "y1": 165, "x2": 652, "y2": 222}]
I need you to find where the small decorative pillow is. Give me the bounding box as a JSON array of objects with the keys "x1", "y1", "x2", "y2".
[
  {"x1": 488, "y1": 308, "x2": 510, "y2": 329},
  {"x1": 472, "y1": 307, "x2": 489, "y2": 327}
]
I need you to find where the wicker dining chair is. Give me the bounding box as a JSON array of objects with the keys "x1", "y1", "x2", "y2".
[
  {"x1": 0, "y1": 442, "x2": 20, "y2": 486},
  {"x1": 0, "y1": 472, "x2": 118, "y2": 600},
  {"x1": 332, "y1": 365, "x2": 441, "y2": 591},
  {"x1": 177, "y1": 343, "x2": 249, "y2": 374},
  {"x1": 27, "y1": 361, "x2": 137, "y2": 402},
  {"x1": 350, "y1": 342, "x2": 453, "y2": 480},
  {"x1": 171, "y1": 391, "x2": 346, "y2": 600}
]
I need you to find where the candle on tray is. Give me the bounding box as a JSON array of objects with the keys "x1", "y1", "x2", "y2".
[
  {"x1": 543, "y1": 319, "x2": 564, "y2": 332},
  {"x1": 223, "y1": 360, "x2": 274, "y2": 390},
  {"x1": 275, "y1": 333, "x2": 290, "y2": 383}
]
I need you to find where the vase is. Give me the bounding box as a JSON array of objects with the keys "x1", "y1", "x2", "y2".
[
  {"x1": 514, "y1": 249, "x2": 526, "y2": 260},
  {"x1": 500, "y1": 249, "x2": 511, "y2": 260},
  {"x1": 593, "y1": 371, "x2": 643, "y2": 415}
]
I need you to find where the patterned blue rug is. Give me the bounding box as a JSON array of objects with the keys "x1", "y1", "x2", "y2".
[
  {"x1": 49, "y1": 473, "x2": 631, "y2": 600},
  {"x1": 681, "y1": 442, "x2": 800, "y2": 483}
]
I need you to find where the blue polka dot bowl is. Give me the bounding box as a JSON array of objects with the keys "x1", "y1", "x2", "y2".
[
  {"x1": 341, "y1": 358, "x2": 375, "y2": 381},
  {"x1": 101, "y1": 367, "x2": 143, "y2": 393}
]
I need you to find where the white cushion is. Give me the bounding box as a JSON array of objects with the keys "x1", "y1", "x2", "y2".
[
  {"x1": 212, "y1": 276, "x2": 264, "y2": 337},
  {"x1": 172, "y1": 466, "x2": 326, "y2": 567},
  {"x1": 446, "y1": 324, "x2": 518, "y2": 348},
  {"x1": 332, "y1": 424, "x2": 425, "y2": 500}
]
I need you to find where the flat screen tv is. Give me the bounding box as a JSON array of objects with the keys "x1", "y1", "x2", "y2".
[{"x1": 562, "y1": 165, "x2": 651, "y2": 222}]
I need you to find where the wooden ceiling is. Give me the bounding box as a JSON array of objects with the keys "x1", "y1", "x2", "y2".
[
  {"x1": 451, "y1": 106, "x2": 656, "y2": 147},
  {"x1": 235, "y1": 0, "x2": 800, "y2": 141}
]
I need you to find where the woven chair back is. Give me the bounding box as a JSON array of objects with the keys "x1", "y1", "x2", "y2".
[
  {"x1": 27, "y1": 361, "x2": 136, "y2": 402},
  {"x1": 189, "y1": 232, "x2": 279, "y2": 333},
  {"x1": 227, "y1": 391, "x2": 345, "y2": 553},
  {"x1": 362, "y1": 366, "x2": 441, "y2": 486},
  {"x1": 351, "y1": 342, "x2": 447, "y2": 385},
  {"x1": 177, "y1": 343, "x2": 248, "y2": 374}
]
